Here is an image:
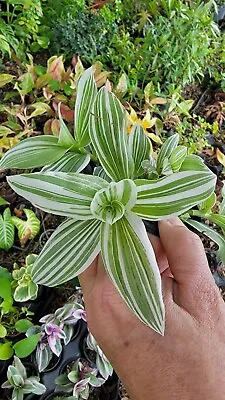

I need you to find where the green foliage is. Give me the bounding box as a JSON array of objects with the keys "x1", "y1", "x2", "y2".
[
  {"x1": 0, "y1": 69, "x2": 217, "y2": 335},
  {"x1": 0, "y1": 208, "x2": 15, "y2": 250},
  {"x1": 0, "y1": 0, "x2": 49, "y2": 60},
  {"x1": 11, "y1": 209, "x2": 40, "y2": 247},
  {"x1": 12, "y1": 254, "x2": 39, "y2": 302},
  {"x1": 1, "y1": 356, "x2": 46, "y2": 399}
]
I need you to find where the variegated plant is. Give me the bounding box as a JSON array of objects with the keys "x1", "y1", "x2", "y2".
[{"x1": 0, "y1": 70, "x2": 216, "y2": 335}]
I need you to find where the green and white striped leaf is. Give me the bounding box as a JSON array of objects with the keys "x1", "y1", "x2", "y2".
[
  {"x1": 90, "y1": 179, "x2": 137, "y2": 224},
  {"x1": 0, "y1": 136, "x2": 67, "y2": 169},
  {"x1": 58, "y1": 104, "x2": 76, "y2": 148},
  {"x1": 74, "y1": 67, "x2": 97, "y2": 147},
  {"x1": 156, "y1": 133, "x2": 179, "y2": 174},
  {"x1": 101, "y1": 212, "x2": 164, "y2": 334},
  {"x1": 0, "y1": 208, "x2": 15, "y2": 250},
  {"x1": 185, "y1": 218, "x2": 225, "y2": 264},
  {"x1": 180, "y1": 154, "x2": 207, "y2": 172},
  {"x1": 42, "y1": 152, "x2": 90, "y2": 173},
  {"x1": 90, "y1": 87, "x2": 134, "y2": 182},
  {"x1": 8, "y1": 172, "x2": 109, "y2": 219},
  {"x1": 133, "y1": 170, "x2": 216, "y2": 221},
  {"x1": 128, "y1": 123, "x2": 152, "y2": 178},
  {"x1": 93, "y1": 166, "x2": 111, "y2": 182},
  {"x1": 169, "y1": 146, "x2": 187, "y2": 172},
  {"x1": 32, "y1": 218, "x2": 101, "y2": 286}
]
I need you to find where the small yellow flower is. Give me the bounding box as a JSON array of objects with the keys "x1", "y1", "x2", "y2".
[{"x1": 127, "y1": 107, "x2": 162, "y2": 144}]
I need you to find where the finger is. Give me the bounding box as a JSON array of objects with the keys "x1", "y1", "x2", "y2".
[
  {"x1": 159, "y1": 217, "x2": 218, "y2": 316},
  {"x1": 148, "y1": 233, "x2": 169, "y2": 274}
]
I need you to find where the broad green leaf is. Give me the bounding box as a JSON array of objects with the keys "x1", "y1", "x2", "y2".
[
  {"x1": 0, "y1": 208, "x2": 15, "y2": 250},
  {"x1": 156, "y1": 133, "x2": 179, "y2": 174},
  {"x1": 8, "y1": 172, "x2": 108, "y2": 219},
  {"x1": 28, "y1": 102, "x2": 51, "y2": 120},
  {"x1": 0, "y1": 196, "x2": 9, "y2": 206},
  {"x1": 101, "y1": 212, "x2": 164, "y2": 334},
  {"x1": 15, "y1": 319, "x2": 33, "y2": 333},
  {"x1": 0, "y1": 342, "x2": 13, "y2": 360},
  {"x1": 185, "y1": 218, "x2": 225, "y2": 264},
  {"x1": 0, "y1": 136, "x2": 67, "y2": 169},
  {"x1": 32, "y1": 218, "x2": 101, "y2": 286},
  {"x1": 20, "y1": 72, "x2": 34, "y2": 95},
  {"x1": 13, "y1": 333, "x2": 41, "y2": 358},
  {"x1": 90, "y1": 87, "x2": 134, "y2": 181},
  {"x1": 0, "y1": 74, "x2": 14, "y2": 88},
  {"x1": 180, "y1": 154, "x2": 207, "y2": 172},
  {"x1": 74, "y1": 67, "x2": 97, "y2": 147},
  {"x1": 90, "y1": 179, "x2": 137, "y2": 224},
  {"x1": 58, "y1": 104, "x2": 76, "y2": 148},
  {"x1": 205, "y1": 214, "x2": 225, "y2": 232},
  {"x1": 0, "y1": 278, "x2": 12, "y2": 301},
  {"x1": 128, "y1": 124, "x2": 152, "y2": 178},
  {"x1": 0, "y1": 324, "x2": 7, "y2": 338},
  {"x1": 133, "y1": 170, "x2": 216, "y2": 221},
  {"x1": 11, "y1": 209, "x2": 40, "y2": 247},
  {"x1": 42, "y1": 152, "x2": 90, "y2": 173}
]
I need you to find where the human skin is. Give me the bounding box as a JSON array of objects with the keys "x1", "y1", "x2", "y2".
[{"x1": 79, "y1": 218, "x2": 225, "y2": 400}]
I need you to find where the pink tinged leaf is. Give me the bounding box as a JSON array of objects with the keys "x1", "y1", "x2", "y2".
[
  {"x1": 47, "y1": 56, "x2": 65, "y2": 81},
  {"x1": 73, "y1": 378, "x2": 90, "y2": 394}
]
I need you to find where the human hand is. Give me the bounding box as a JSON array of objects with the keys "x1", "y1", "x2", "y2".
[{"x1": 79, "y1": 218, "x2": 225, "y2": 400}]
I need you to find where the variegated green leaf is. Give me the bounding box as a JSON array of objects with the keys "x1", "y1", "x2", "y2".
[
  {"x1": 93, "y1": 166, "x2": 111, "y2": 182},
  {"x1": 156, "y1": 133, "x2": 179, "y2": 174},
  {"x1": 58, "y1": 104, "x2": 76, "y2": 148},
  {"x1": 185, "y1": 218, "x2": 225, "y2": 264},
  {"x1": 8, "y1": 172, "x2": 109, "y2": 219},
  {"x1": 101, "y1": 212, "x2": 164, "y2": 334},
  {"x1": 32, "y1": 218, "x2": 101, "y2": 286},
  {"x1": 42, "y1": 152, "x2": 90, "y2": 173},
  {"x1": 0, "y1": 136, "x2": 67, "y2": 169},
  {"x1": 90, "y1": 87, "x2": 134, "y2": 181},
  {"x1": 74, "y1": 67, "x2": 97, "y2": 147},
  {"x1": 128, "y1": 123, "x2": 152, "y2": 178},
  {"x1": 0, "y1": 208, "x2": 15, "y2": 250},
  {"x1": 133, "y1": 170, "x2": 216, "y2": 221},
  {"x1": 169, "y1": 146, "x2": 187, "y2": 172},
  {"x1": 90, "y1": 179, "x2": 137, "y2": 224},
  {"x1": 180, "y1": 154, "x2": 207, "y2": 172},
  {"x1": 11, "y1": 209, "x2": 40, "y2": 247}
]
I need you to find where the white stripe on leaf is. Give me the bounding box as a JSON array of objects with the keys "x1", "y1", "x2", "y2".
[
  {"x1": 101, "y1": 211, "x2": 165, "y2": 335},
  {"x1": 32, "y1": 219, "x2": 101, "y2": 286}
]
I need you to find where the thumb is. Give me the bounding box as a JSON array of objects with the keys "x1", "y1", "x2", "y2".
[{"x1": 159, "y1": 217, "x2": 217, "y2": 316}]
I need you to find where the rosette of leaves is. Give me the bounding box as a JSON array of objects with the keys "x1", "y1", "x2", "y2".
[
  {"x1": 2, "y1": 77, "x2": 216, "y2": 334},
  {"x1": 86, "y1": 332, "x2": 113, "y2": 380},
  {"x1": 0, "y1": 67, "x2": 97, "y2": 174},
  {"x1": 55, "y1": 358, "x2": 105, "y2": 400},
  {"x1": 0, "y1": 208, "x2": 15, "y2": 250},
  {"x1": 27, "y1": 303, "x2": 86, "y2": 372},
  {"x1": 1, "y1": 356, "x2": 46, "y2": 400},
  {"x1": 12, "y1": 254, "x2": 39, "y2": 302}
]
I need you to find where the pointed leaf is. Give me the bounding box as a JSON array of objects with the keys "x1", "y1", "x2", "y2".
[
  {"x1": 0, "y1": 208, "x2": 15, "y2": 250},
  {"x1": 0, "y1": 196, "x2": 9, "y2": 206},
  {"x1": 156, "y1": 133, "x2": 179, "y2": 174},
  {"x1": 8, "y1": 172, "x2": 108, "y2": 219},
  {"x1": 169, "y1": 146, "x2": 187, "y2": 173},
  {"x1": 58, "y1": 104, "x2": 76, "y2": 148},
  {"x1": 133, "y1": 170, "x2": 216, "y2": 221},
  {"x1": 101, "y1": 212, "x2": 165, "y2": 334},
  {"x1": 32, "y1": 218, "x2": 101, "y2": 286},
  {"x1": 74, "y1": 67, "x2": 97, "y2": 147},
  {"x1": 36, "y1": 345, "x2": 53, "y2": 372},
  {"x1": 185, "y1": 218, "x2": 225, "y2": 264},
  {"x1": 42, "y1": 152, "x2": 90, "y2": 173},
  {"x1": 0, "y1": 136, "x2": 67, "y2": 169},
  {"x1": 128, "y1": 124, "x2": 152, "y2": 178},
  {"x1": 90, "y1": 87, "x2": 134, "y2": 181}
]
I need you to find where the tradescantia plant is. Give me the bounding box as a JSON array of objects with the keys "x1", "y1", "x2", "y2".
[{"x1": 0, "y1": 69, "x2": 216, "y2": 335}]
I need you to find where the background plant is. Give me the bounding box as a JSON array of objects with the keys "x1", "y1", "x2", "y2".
[{"x1": 1, "y1": 356, "x2": 46, "y2": 400}]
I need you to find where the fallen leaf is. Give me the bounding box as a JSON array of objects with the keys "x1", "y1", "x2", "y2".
[{"x1": 216, "y1": 148, "x2": 225, "y2": 167}]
